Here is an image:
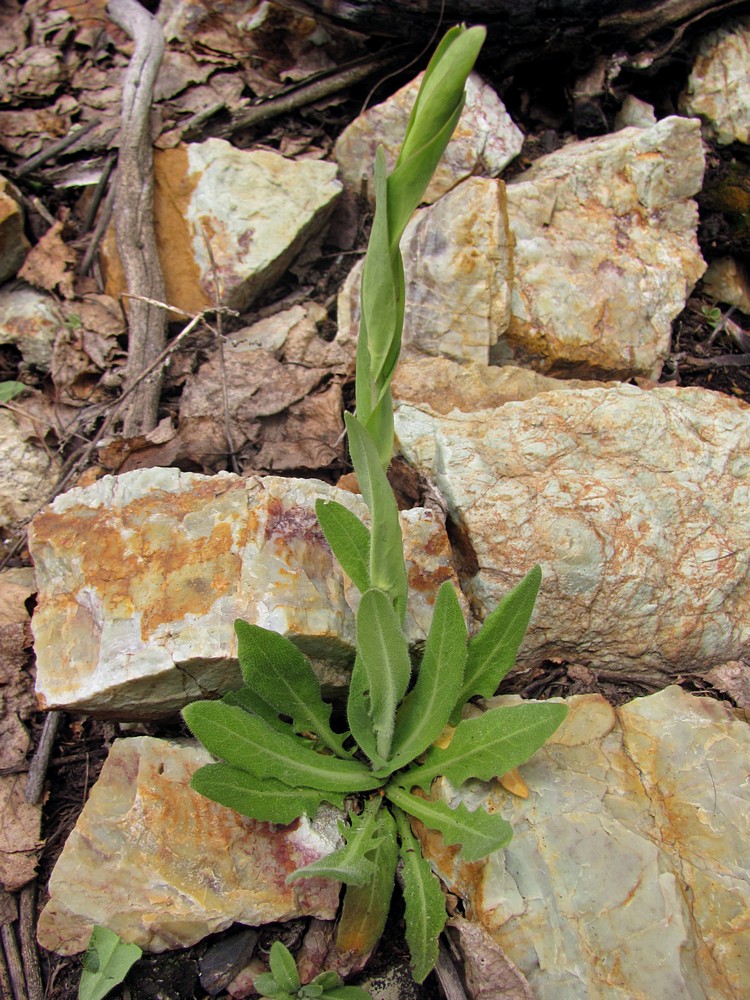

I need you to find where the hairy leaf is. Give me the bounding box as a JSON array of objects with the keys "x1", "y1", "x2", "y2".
[
  {"x1": 315, "y1": 499, "x2": 370, "y2": 594},
  {"x1": 344, "y1": 412, "x2": 407, "y2": 615},
  {"x1": 190, "y1": 763, "x2": 345, "y2": 825},
  {"x1": 356, "y1": 588, "x2": 411, "y2": 761},
  {"x1": 346, "y1": 654, "x2": 385, "y2": 768},
  {"x1": 269, "y1": 942, "x2": 301, "y2": 994},
  {"x1": 404, "y1": 702, "x2": 569, "y2": 791},
  {"x1": 253, "y1": 972, "x2": 292, "y2": 998},
  {"x1": 79, "y1": 926, "x2": 141, "y2": 1000},
  {"x1": 379, "y1": 581, "x2": 466, "y2": 777},
  {"x1": 336, "y1": 807, "x2": 398, "y2": 957},
  {"x1": 235, "y1": 620, "x2": 348, "y2": 757},
  {"x1": 222, "y1": 687, "x2": 291, "y2": 736},
  {"x1": 182, "y1": 702, "x2": 379, "y2": 793},
  {"x1": 452, "y1": 565, "x2": 542, "y2": 722},
  {"x1": 395, "y1": 808, "x2": 447, "y2": 982},
  {"x1": 288, "y1": 798, "x2": 384, "y2": 886},
  {"x1": 385, "y1": 786, "x2": 513, "y2": 863}
]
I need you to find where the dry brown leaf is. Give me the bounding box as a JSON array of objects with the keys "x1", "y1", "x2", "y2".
[
  {"x1": 0, "y1": 568, "x2": 35, "y2": 627},
  {"x1": 252, "y1": 381, "x2": 344, "y2": 472},
  {"x1": 19, "y1": 218, "x2": 77, "y2": 299},
  {"x1": 0, "y1": 774, "x2": 42, "y2": 892},
  {"x1": 499, "y1": 767, "x2": 529, "y2": 799},
  {"x1": 447, "y1": 916, "x2": 534, "y2": 1000}
]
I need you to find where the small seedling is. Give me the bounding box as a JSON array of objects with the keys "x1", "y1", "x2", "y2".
[
  {"x1": 78, "y1": 926, "x2": 142, "y2": 1000},
  {"x1": 0, "y1": 380, "x2": 26, "y2": 403},
  {"x1": 254, "y1": 941, "x2": 370, "y2": 999},
  {"x1": 184, "y1": 23, "x2": 568, "y2": 984}
]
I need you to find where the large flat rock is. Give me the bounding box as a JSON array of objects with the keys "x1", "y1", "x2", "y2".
[
  {"x1": 421, "y1": 686, "x2": 750, "y2": 1000},
  {"x1": 29, "y1": 469, "x2": 461, "y2": 719},
  {"x1": 394, "y1": 378, "x2": 750, "y2": 679},
  {"x1": 36, "y1": 736, "x2": 343, "y2": 955}
]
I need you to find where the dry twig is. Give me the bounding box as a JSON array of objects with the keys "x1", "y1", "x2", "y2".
[{"x1": 107, "y1": 0, "x2": 167, "y2": 436}]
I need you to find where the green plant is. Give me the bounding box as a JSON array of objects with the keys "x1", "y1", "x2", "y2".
[
  {"x1": 78, "y1": 926, "x2": 142, "y2": 1000},
  {"x1": 0, "y1": 380, "x2": 26, "y2": 403},
  {"x1": 183, "y1": 24, "x2": 568, "y2": 984},
  {"x1": 254, "y1": 941, "x2": 370, "y2": 999}
]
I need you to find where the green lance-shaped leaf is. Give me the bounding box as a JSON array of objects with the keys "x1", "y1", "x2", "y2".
[
  {"x1": 451, "y1": 565, "x2": 542, "y2": 723},
  {"x1": 377, "y1": 581, "x2": 467, "y2": 778},
  {"x1": 288, "y1": 797, "x2": 384, "y2": 887},
  {"x1": 315, "y1": 498, "x2": 371, "y2": 594},
  {"x1": 190, "y1": 763, "x2": 345, "y2": 825},
  {"x1": 235, "y1": 619, "x2": 349, "y2": 758},
  {"x1": 222, "y1": 687, "x2": 292, "y2": 737},
  {"x1": 345, "y1": 412, "x2": 407, "y2": 618},
  {"x1": 395, "y1": 808, "x2": 447, "y2": 983},
  {"x1": 386, "y1": 785, "x2": 513, "y2": 863},
  {"x1": 79, "y1": 926, "x2": 142, "y2": 1000},
  {"x1": 336, "y1": 806, "x2": 398, "y2": 957},
  {"x1": 346, "y1": 653, "x2": 385, "y2": 768},
  {"x1": 182, "y1": 701, "x2": 379, "y2": 793},
  {"x1": 356, "y1": 587, "x2": 412, "y2": 762},
  {"x1": 404, "y1": 701, "x2": 569, "y2": 792},
  {"x1": 269, "y1": 942, "x2": 302, "y2": 994},
  {"x1": 253, "y1": 973, "x2": 292, "y2": 1000}
]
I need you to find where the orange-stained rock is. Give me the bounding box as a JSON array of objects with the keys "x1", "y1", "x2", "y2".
[
  {"x1": 36, "y1": 736, "x2": 343, "y2": 955},
  {"x1": 418, "y1": 687, "x2": 750, "y2": 1000},
  {"x1": 101, "y1": 139, "x2": 341, "y2": 315},
  {"x1": 29, "y1": 469, "x2": 463, "y2": 719}
]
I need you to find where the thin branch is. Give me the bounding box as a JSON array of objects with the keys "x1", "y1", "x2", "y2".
[
  {"x1": 18, "y1": 887, "x2": 42, "y2": 1000},
  {"x1": 107, "y1": 0, "x2": 167, "y2": 436},
  {"x1": 14, "y1": 121, "x2": 98, "y2": 178}
]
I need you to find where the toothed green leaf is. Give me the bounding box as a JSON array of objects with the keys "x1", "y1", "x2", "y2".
[
  {"x1": 315, "y1": 499, "x2": 371, "y2": 594},
  {"x1": 356, "y1": 588, "x2": 411, "y2": 762},
  {"x1": 182, "y1": 702, "x2": 379, "y2": 793},
  {"x1": 190, "y1": 763, "x2": 345, "y2": 825},
  {"x1": 378, "y1": 581, "x2": 466, "y2": 777},
  {"x1": 288, "y1": 798, "x2": 384, "y2": 887},
  {"x1": 405, "y1": 702, "x2": 569, "y2": 791},
  {"x1": 386, "y1": 786, "x2": 513, "y2": 863},
  {"x1": 452, "y1": 565, "x2": 542, "y2": 723},
  {"x1": 234, "y1": 619, "x2": 349, "y2": 757},
  {"x1": 395, "y1": 809, "x2": 447, "y2": 982},
  {"x1": 336, "y1": 807, "x2": 398, "y2": 957}
]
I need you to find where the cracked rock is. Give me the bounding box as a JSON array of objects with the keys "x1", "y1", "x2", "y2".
[
  {"x1": 681, "y1": 20, "x2": 750, "y2": 145},
  {"x1": 36, "y1": 736, "x2": 343, "y2": 955},
  {"x1": 394, "y1": 379, "x2": 750, "y2": 680},
  {"x1": 29, "y1": 468, "x2": 462, "y2": 719},
  {"x1": 418, "y1": 686, "x2": 750, "y2": 1000}
]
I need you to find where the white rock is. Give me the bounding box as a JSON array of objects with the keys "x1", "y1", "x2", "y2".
[
  {"x1": 0, "y1": 406, "x2": 59, "y2": 530},
  {"x1": 102, "y1": 139, "x2": 341, "y2": 315},
  {"x1": 394, "y1": 381, "x2": 750, "y2": 678},
  {"x1": 422, "y1": 686, "x2": 750, "y2": 1000},
  {"x1": 681, "y1": 21, "x2": 750, "y2": 144},
  {"x1": 502, "y1": 116, "x2": 706, "y2": 379},
  {"x1": 29, "y1": 469, "x2": 462, "y2": 718},
  {"x1": 36, "y1": 736, "x2": 343, "y2": 955},
  {"x1": 337, "y1": 177, "x2": 511, "y2": 365},
  {"x1": 614, "y1": 94, "x2": 657, "y2": 129},
  {"x1": 334, "y1": 71, "x2": 523, "y2": 206},
  {"x1": 0, "y1": 284, "x2": 62, "y2": 369}
]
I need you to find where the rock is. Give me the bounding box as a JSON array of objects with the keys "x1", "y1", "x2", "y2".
[
  {"x1": 501, "y1": 116, "x2": 706, "y2": 379},
  {"x1": 0, "y1": 175, "x2": 30, "y2": 284},
  {"x1": 0, "y1": 284, "x2": 62, "y2": 370},
  {"x1": 36, "y1": 736, "x2": 343, "y2": 955},
  {"x1": 391, "y1": 356, "x2": 612, "y2": 416},
  {"x1": 338, "y1": 177, "x2": 511, "y2": 365},
  {"x1": 681, "y1": 21, "x2": 750, "y2": 145},
  {"x1": 0, "y1": 405, "x2": 59, "y2": 530},
  {"x1": 701, "y1": 256, "x2": 750, "y2": 313},
  {"x1": 101, "y1": 139, "x2": 341, "y2": 315},
  {"x1": 614, "y1": 94, "x2": 657, "y2": 130},
  {"x1": 394, "y1": 381, "x2": 750, "y2": 680},
  {"x1": 334, "y1": 71, "x2": 523, "y2": 207},
  {"x1": 29, "y1": 469, "x2": 462, "y2": 719},
  {"x1": 420, "y1": 686, "x2": 750, "y2": 1000}
]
